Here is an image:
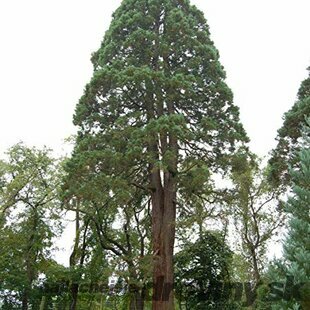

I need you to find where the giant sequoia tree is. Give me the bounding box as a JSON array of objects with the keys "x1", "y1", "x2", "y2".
[{"x1": 67, "y1": 0, "x2": 248, "y2": 308}]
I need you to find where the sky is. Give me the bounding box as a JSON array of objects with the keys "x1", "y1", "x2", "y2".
[
  {"x1": 0, "y1": 0, "x2": 309, "y2": 158},
  {"x1": 0, "y1": 0, "x2": 309, "y2": 265}
]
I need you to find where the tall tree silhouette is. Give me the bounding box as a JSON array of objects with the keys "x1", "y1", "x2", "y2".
[{"x1": 68, "y1": 1, "x2": 248, "y2": 308}]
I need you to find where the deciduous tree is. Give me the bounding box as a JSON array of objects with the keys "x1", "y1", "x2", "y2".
[
  {"x1": 231, "y1": 151, "x2": 285, "y2": 286},
  {"x1": 0, "y1": 144, "x2": 63, "y2": 309}
]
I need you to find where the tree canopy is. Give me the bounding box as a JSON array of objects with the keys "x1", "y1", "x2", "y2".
[
  {"x1": 0, "y1": 144, "x2": 63, "y2": 309},
  {"x1": 66, "y1": 0, "x2": 248, "y2": 308},
  {"x1": 269, "y1": 68, "x2": 310, "y2": 188}
]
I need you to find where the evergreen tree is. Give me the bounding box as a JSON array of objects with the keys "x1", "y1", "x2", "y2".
[
  {"x1": 280, "y1": 119, "x2": 310, "y2": 309},
  {"x1": 259, "y1": 119, "x2": 310, "y2": 310},
  {"x1": 67, "y1": 1, "x2": 248, "y2": 308},
  {"x1": 174, "y1": 231, "x2": 237, "y2": 309},
  {"x1": 269, "y1": 67, "x2": 310, "y2": 188}
]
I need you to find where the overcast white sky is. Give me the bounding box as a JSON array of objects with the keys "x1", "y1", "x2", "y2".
[{"x1": 0, "y1": 0, "x2": 309, "y2": 158}]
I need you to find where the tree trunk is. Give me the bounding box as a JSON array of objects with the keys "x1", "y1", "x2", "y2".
[
  {"x1": 128, "y1": 263, "x2": 145, "y2": 310},
  {"x1": 22, "y1": 291, "x2": 29, "y2": 310},
  {"x1": 247, "y1": 248, "x2": 260, "y2": 308},
  {"x1": 251, "y1": 248, "x2": 260, "y2": 285},
  {"x1": 39, "y1": 296, "x2": 46, "y2": 310},
  {"x1": 152, "y1": 177, "x2": 176, "y2": 310},
  {"x1": 70, "y1": 283, "x2": 79, "y2": 310},
  {"x1": 69, "y1": 206, "x2": 80, "y2": 310},
  {"x1": 151, "y1": 133, "x2": 177, "y2": 310},
  {"x1": 23, "y1": 208, "x2": 39, "y2": 310},
  {"x1": 129, "y1": 287, "x2": 144, "y2": 310},
  {"x1": 146, "y1": 39, "x2": 178, "y2": 307}
]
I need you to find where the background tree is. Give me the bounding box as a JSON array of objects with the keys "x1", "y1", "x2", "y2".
[
  {"x1": 69, "y1": 0, "x2": 248, "y2": 308},
  {"x1": 0, "y1": 144, "x2": 63, "y2": 309},
  {"x1": 68, "y1": 203, "x2": 90, "y2": 310},
  {"x1": 269, "y1": 67, "x2": 310, "y2": 188},
  {"x1": 269, "y1": 119, "x2": 309, "y2": 310},
  {"x1": 62, "y1": 172, "x2": 152, "y2": 309},
  {"x1": 230, "y1": 150, "x2": 285, "y2": 288},
  {"x1": 176, "y1": 176, "x2": 232, "y2": 243},
  {"x1": 174, "y1": 231, "x2": 238, "y2": 310}
]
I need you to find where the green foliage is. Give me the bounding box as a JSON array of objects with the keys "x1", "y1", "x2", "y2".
[
  {"x1": 65, "y1": 0, "x2": 248, "y2": 307},
  {"x1": 230, "y1": 149, "x2": 284, "y2": 284},
  {"x1": 259, "y1": 119, "x2": 310, "y2": 309},
  {"x1": 269, "y1": 67, "x2": 310, "y2": 188},
  {"x1": 174, "y1": 231, "x2": 238, "y2": 309},
  {"x1": 230, "y1": 253, "x2": 252, "y2": 283},
  {"x1": 0, "y1": 144, "x2": 63, "y2": 308},
  {"x1": 297, "y1": 67, "x2": 310, "y2": 100},
  {"x1": 280, "y1": 119, "x2": 310, "y2": 309},
  {"x1": 68, "y1": 0, "x2": 248, "y2": 207}
]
